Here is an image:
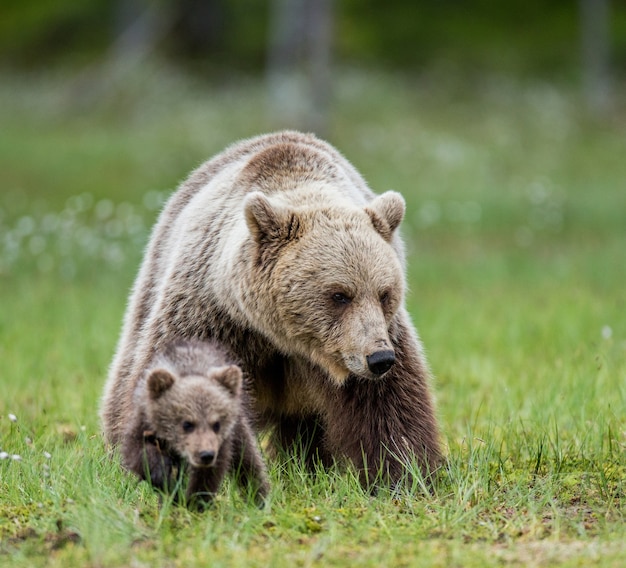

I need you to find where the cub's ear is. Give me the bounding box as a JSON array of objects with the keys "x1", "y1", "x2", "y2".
[
  {"x1": 147, "y1": 369, "x2": 176, "y2": 400},
  {"x1": 244, "y1": 191, "x2": 302, "y2": 244},
  {"x1": 365, "y1": 191, "x2": 406, "y2": 242},
  {"x1": 213, "y1": 365, "x2": 243, "y2": 397}
]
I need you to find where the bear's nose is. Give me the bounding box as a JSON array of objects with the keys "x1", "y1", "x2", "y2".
[
  {"x1": 199, "y1": 450, "x2": 216, "y2": 465},
  {"x1": 366, "y1": 350, "x2": 396, "y2": 375}
]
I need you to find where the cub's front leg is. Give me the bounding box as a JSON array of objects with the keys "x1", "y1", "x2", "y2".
[
  {"x1": 185, "y1": 459, "x2": 230, "y2": 510},
  {"x1": 121, "y1": 413, "x2": 176, "y2": 492}
]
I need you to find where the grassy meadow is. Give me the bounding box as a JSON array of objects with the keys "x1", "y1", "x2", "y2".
[{"x1": 0, "y1": 66, "x2": 625, "y2": 567}]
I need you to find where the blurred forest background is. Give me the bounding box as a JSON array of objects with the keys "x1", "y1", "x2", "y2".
[
  {"x1": 1, "y1": 0, "x2": 625, "y2": 128},
  {"x1": 1, "y1": 0, "x2": 625, "y2": 301},
  {"x1": 1, "y1": 5, "x2": 626, "y2": 565},
  {"x1": 1, "y1": 0, "x2": 625, "y2": 279}
]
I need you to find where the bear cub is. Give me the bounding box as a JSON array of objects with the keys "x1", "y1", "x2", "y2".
[{"x1": 121, "y1": 339, "x2": 269, "y2": 509}]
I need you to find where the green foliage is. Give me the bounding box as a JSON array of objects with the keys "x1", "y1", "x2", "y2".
[
  {"x1": 1, "y1": 67, "x2": 625, "y2": 566},
  {"x1": 2, "y1": 1, "x2": 626, "y2": 75},
  {"x1": 338, "y1": 0, "x2": 581, "y2": 73},
  {"x1": 0, "y1": 0, "x2": 111, "y2": 64}
]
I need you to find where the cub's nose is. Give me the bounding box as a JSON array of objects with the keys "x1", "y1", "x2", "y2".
[
  {"x1": 366, "y1": 350, "x2": 396, "y2": 376},
  {"x1": 198, "y1": 450, "x2": 216, "y2": 466}
]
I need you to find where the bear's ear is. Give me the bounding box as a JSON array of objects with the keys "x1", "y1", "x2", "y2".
[
  {"x1": 244, "y1": 191, "x2": 302, "y2": 245},
  {"x1": 147, "y1": 369, "x2": 176, "y2": 400},
  {"x1": 365, "y1": 191, "x2": 406, "y2": 242},
  {"x1": 214, "y1": 365, "x2": 243, "y2": 397}
]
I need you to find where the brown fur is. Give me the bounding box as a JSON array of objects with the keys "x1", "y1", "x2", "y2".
[
  {"x1": 102, "y1": 131, "x2": 441, "y2": 487},
  {"x1": 121, "y1": 340, "x2": 269, "y2": 508}
]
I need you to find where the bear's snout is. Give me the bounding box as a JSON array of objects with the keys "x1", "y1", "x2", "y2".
[
  {"x1": 366, "y1": 349, "x2": 396, "y2": 376},
  {"x1": 198, "y1": 450, "x2": 217, "y2": 466}
]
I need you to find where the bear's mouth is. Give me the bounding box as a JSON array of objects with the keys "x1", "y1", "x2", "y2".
[
  {"x1": 343, "y1": 354, "x2": 373, "y2": 379},
  {"x1": 308, "y1": 348, "x2": 351, "y2": 385},
  {"x1": 314, "y1": 350, "x2": 391, "y2": 384},
  {"x1": 343, "y1": 353, "x2": 392, "y2": 381},
  {"x1": 191, "y1": 462, "x2": 215, "y2": 469}
]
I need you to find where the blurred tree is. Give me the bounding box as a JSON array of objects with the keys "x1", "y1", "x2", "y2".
[
  {"x1": 110, "y1": 0, "x2": 170, "y2": 74},
  {"x1": 170, "y1": 0, "x2": 225, "y2": 58},
  {"x1": 66, "y1": 0, "x2": 172, "y2": 107},
  {"x1": 1, "y1": 0, "x2": 625, "y2": 87},
  {"x1": 267, "y1": 0, "x2": 333, "y2": 135},
  {"x1": 579, "y1": 0, "x2": 613, "y2": 115}
]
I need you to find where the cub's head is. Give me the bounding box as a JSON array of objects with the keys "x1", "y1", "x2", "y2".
[
  {"x1": 145, "y1": 364, "x2": 242, "y2": 468},
  {"x1": 245, "y1": 190, "x2": 406, "y2": 384}
]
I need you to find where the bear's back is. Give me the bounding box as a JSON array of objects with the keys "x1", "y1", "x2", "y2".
[{"x1": 151, "y1": 339, "x2": 234, "y2": 377}]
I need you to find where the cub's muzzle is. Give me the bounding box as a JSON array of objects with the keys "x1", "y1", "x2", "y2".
[{"x1": 198, "y1": 450, "x2": 216, "y2": 467}]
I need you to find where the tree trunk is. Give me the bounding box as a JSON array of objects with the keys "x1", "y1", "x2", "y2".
[
  {"x1": 579, "y1": 0, "x2": 612, "y2": 115},
  {"x1": 306, "y1": 0, "x2": 333, "y2": 136},
  {"x1": 266, "y1": 0, "x2": 333, "y2": 136}
]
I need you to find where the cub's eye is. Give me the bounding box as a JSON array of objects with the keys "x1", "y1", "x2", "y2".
[
  {"x1": 212, "y1": 422, "x2": 221, "y2": 433},
  {"x1": 182, "y1": 421, "x2": 195, "y2": 433},
  {"x1": 332, "y1": 292, "x2": 352, "y2": 305},
  {"x1": 380, "y1": 291, "x2": 390, "y2": 306}
]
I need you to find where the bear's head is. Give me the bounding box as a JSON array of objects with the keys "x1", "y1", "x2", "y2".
[
  {"x1": 244, "y1": 190, "x2": 406, "y2": 384},
  {"x1": 145, "y1": 364, "x2": 242, "y2": 468}
]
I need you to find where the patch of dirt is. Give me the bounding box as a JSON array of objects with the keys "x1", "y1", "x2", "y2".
[{"x1": 1, "y1": 521, "x2": 81, "y2": 555}]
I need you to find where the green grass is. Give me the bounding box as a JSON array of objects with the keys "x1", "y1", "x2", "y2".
[{"x1": 1, "y1": 66, "x2": 625, "y2": 566}]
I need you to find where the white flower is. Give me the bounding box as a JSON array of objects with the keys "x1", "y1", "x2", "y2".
[
  {"x1": 601, "y1": 325, "x2": 613, "y2": 340},
  {"x1": 11, "y1": 454, "x2": 22, "y2": 461},
  {"x1": 8, "y1": 414, "x2": 17, "y2": 422},
  {"x1": 0, "y1": 452, "x2": 8, "y2": 459},
  {"x1": 43, "y1": 451, "x2": 52, "y2": 459}
]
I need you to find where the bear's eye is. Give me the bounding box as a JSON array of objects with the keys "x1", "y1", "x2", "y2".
[
  {"x1": 380, "y1": 291, "x2": 390, "y2": 306},
  {"x1": 182, "y1": 421, "x2": 195, "y2": 433},
  {"x1": 212, "y1": 422, "x2": 221, "y2": 433},
  {"x1": 332, "y1": 292, "x2": 352, "y2": 305}
]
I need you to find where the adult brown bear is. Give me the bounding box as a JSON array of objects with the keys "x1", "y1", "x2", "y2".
[{"x1": 101, "y1": 131, "x2": 441, "y2": 486}]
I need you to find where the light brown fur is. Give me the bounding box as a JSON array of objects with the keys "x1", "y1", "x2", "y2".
[
  {"x1": 102, "y1": 131, "x2": 441, "y2": 486},
  {"x1": 121, "y1": 340, "x2": 269, "y2": 508}
]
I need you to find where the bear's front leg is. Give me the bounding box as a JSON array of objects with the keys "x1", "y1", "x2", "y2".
[
  {"x1": 185, "y1": 458, "x2": 230, "y2": 510},
  {"x1": 324, "y1": 312, "x2": 442, "y2": 488},
  {"x1": 121, "y1": 417, "x2": 176, "y2": 492},
  {"x1": 141, "y1": 434, "x2": 178, "y2": 492},
  {"x1": 231, "y1": 420, "x2": 270, "y2": 506},
  {"x1": 269, "y1": 414, "x2": 332, "y2": 469}
]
